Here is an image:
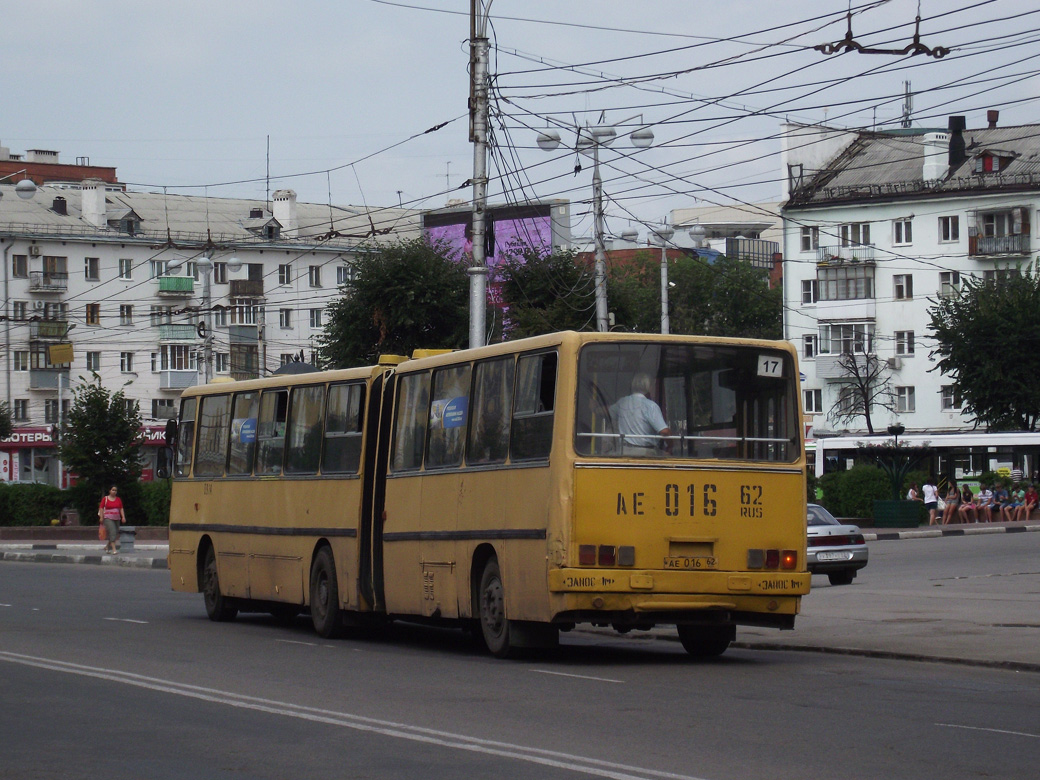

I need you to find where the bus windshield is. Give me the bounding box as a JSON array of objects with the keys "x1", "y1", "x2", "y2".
[{"x1": 575, "y1": 342, "x2": 799, "y2": 462}]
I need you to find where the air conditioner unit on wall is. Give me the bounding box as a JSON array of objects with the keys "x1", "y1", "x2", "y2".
[
  {"x1": 28, "y1": 245, "x2": 41, "y2": 256},
  {"x1": 33, "y1": 300, "x2": 45, "y2": 310},
  {"x1": 887, "y1": 357, "x2": 902, "y2": 370}
]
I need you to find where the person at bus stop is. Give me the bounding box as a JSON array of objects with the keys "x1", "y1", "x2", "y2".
[
  {"x1": 941, "y1": 481, "x2": 960, "y2": 525},
  {"x1": 990, "y1": 483, "x2": 1009, "y2": 522},
  {"x1": 957, "y1": 484, "x2": 978, "y2": 524},
  {"x1": 1002, "y1": 484, "x2": 1025, "y2": 522},
  {"x1": 610, "y1": 373, "x2": 672, "y2": 456},
  {"x1": 976, "y1": 483, "x2": 994, "y2": 523},
  {"x1": 922, "y1": 478, "x2": 939, "y2": 525},
  {"x1": 906, "y1": 483, "x2": 921, "y2": 502},
  {"x1": 98, "y1": 486, "x2": 126, "y2": 554},
  {"x1": 1015, "y1": 484, "x2": 1038, "y2": 522}
]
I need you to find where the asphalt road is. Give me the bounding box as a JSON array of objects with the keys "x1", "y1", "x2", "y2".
[{"x1": 2, "y1": 538, "x2": 1039, "y2": 780}]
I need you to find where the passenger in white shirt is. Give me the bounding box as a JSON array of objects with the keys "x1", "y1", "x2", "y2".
[{"x1": 922, "y1": 479, "x2": 939, "y2": 526}]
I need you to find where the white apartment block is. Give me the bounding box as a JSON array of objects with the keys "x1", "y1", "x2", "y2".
[
  {"x1": 0, "y1": 179, "x2": 418, "y2": 484},
  {"x1": 781, "y1": 115, "x2": 1040, "y2": 449}
]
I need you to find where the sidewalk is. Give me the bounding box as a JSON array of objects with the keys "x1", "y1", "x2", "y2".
[{"x1": 0, "y1": 542, "x2": 168, "y2": 570}]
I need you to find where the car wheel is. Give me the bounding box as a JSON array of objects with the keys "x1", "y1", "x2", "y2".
[{"x1": 828, "y1": 569, "x2": 856, "y2": 586}]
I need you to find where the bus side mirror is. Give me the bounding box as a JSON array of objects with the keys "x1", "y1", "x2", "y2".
[
  {"x1": 156, "y1": 447, "x2": 171, "y2": 480},
  {"x1": 165, "y1": 418, "x2": 178, "y2": 449}
]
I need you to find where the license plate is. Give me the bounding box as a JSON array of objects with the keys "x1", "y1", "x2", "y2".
[
  {"x1": 816, "y1": 550, "x2": 853, "y2": 562},
  {"x1": 664, "y1": 556, "x2": 718, "y2": 570}
]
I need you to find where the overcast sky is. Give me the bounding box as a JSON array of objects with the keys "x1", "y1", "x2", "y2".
[{"x1": 5, "y1": 0, "x2": 1038, "y2": 240}]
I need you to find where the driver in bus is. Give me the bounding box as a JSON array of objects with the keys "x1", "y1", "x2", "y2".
[{"x1": 610, "y1": 373, "x2": 672, "y2": 456}]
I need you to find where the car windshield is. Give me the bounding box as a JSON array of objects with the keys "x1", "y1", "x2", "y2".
[
  {"x1": 808, "y1": 504, "x2": 840, "y2": 527},
  {"x1": 574, "y1": 342, "x2": 799, "y2": 462}
]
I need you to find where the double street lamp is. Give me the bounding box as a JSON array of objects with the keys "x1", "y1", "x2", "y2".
[{"x1": 537, "y1": 115, "x2": 654, "y2": 332}]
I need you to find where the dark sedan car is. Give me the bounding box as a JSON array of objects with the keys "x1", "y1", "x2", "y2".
[{"x1": 807, "y1": 503, "x2": 869, "y2": 585}]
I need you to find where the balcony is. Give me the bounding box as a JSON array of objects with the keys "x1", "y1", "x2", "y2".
[
  {"x1": 157, "y1": 276, "x2": 195, "y2": 296},
  {"x1": 726, "y1": 238, "x2": 780, "y2": 269},
  {"x1": 969, "y1": 233, "x2": 1030, "y2": 257},
  {"x1": 816, "y1": 245, "x2": 876, "y2": 264},
  {"x1": 29, "y1": 368, "x2": 70, "y2": 390},
  {"x1": 228, "y1": 325, "x2": 258, "y2": 344},
  {"x1": 159, "y1": 370, "x2": 199, "y2": 391},
  {"x1": 28, "y1": 271, "x2": 68, "y2": 293},
  {"x1": 158, "y1": 324, "x2": 197, "y2": 342},
  {"x1": 29, "y1": 320, "x2": 70, "y2": 340},
  {"x1": 230, "y1": 279, "x2": 263, "y2": 296}
]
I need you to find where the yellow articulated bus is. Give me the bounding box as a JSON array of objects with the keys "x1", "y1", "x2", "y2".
[{"x1": 169, "y1": 331, "x2": 809, "y2": 658}]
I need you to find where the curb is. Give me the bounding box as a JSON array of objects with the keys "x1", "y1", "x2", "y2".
[
  {"x1": 862, "y1": 522, "x2": 1040, "y2": 541},
  {"x1": 0, "y1": 550, "x2": 167, "y2": 570}
]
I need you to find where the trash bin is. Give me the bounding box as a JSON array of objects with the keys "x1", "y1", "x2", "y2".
[
  {"x1": 59, "y1": 507, "x2": 81, "y2": 526},
  {"x1": 118, "y1": 525, "x2": 136, "y2": 552}
]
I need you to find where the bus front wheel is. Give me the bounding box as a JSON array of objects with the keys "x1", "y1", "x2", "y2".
[
  {"x1": 478, "y1": 558, "x2": 513, "y2": 658},
  {"x1": 202, "y1": 547, "x2": 238, "y2": 622},
  {"x1": 677, "y1": 624, "x2": 733, "y2": 658},
  {"x1": 310, "y1": 547, "x2": 343, "y2": 639}
]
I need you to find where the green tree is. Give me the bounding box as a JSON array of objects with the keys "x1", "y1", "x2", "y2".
[
  {"x1": 58, "y1": 377, "x2": 143, "y2": 523},
  {"x1": 496, "y1": 247, "x2": 598, "y2": 338},
  {"x1": 0, "y1": 401, "x2": 12, "y2": 440},
  {"x1": 317, "y1": 237, "x2": 470, "y2": 368},
  {"x1": 929, "y1": 268, "x2": 1040, "y2": 430}
]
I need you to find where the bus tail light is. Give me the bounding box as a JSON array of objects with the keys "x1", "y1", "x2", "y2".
[
  {"x1": 781, "y1": 550, "x2": 797, "y2": 569},
  {"x1": 748, "y1": 549, "x2": 788, "y2": 569},
  {"x1": 598, "y1": 545, "x2": 616, "y2": 566},
  {"x1": 765, "y1": 549, "x2": 780, "y2": 568},
  {"x1": 579, "y1": 545, "x2": 596, "y2": 566},
  {"x1": 578, "y1": 544, "x2": 635, "y2": 566},
  {"x1": 618, "y1": 546, "x2": 635, "y2": 566}
]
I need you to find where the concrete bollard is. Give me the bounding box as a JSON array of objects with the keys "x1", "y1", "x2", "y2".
[{"x1": 118, "y1": 525, "x2": 136, "y2": 552}]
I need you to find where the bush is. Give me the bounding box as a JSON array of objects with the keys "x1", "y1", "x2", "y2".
[
  {"x1": 0, "y1": 483, "x2": 68, "y2": 526},
  {"x1": 818, "y1": 464, "x2": 891, "y2": 519},
  {"x1": 806, "y1": 469, "x2": 819, "y2": 503},
  {"x1": 139, "y1": 480, "x2": 171, "y2": 526}
]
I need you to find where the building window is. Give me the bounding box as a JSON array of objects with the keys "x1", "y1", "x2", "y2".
[
  {"x1": 983, "y1": 269, "x2": 1014, "y2": 286},
  {"x1": 124, "y1": 399, "x2": 137, "y2": 414},
  {"x1": 11, "y1": 301, "x2": 27, "y2": 321},
  {"x1": 839, "y1": 223, "x2": 871, "y2": 246},
  {"x1": 231, "y1": 298, "x2": 260, "y2": 325},
  {"x1": 801, "y1": 279, "x2": 818, "y2": 304},
  {"x1": 895, "y1": 386, "x2": 916, "y2": 413},
  {"x1": 119, "y1": 258, "x2": 133, "y2": 279},
  {"x1": 818, "y1": 322, "x2": 874, "y2": 355},
  {"x1": 12, "y1": 255, "x2": 28, "y2": 278},
  {"x1": 280, "y1": 353, "x2": 295, "y2": 366},
  {"x1": 800, "y1": 226, "x2": 819, "y2": 252},
  {"x1": 13, "y1": 351, "x2": 29, "y2": 371},
  {"x1": 149, "y1": 306, "x2": 173, "y2": 326},
  {"x1": 45, "y1": 399, "x2": 70, "y2": 424},
  {"x1": 818, "y1": 265, "x2": 874, "y2": 300},
  {"x1": 895, "y1": 331, "x2": 915, "y2": 356},
  {"x1": 84, "y1": 257, "x2": 100, "y2": 280},
  {"x1": 279, "y1": 308, "x2": 292, "y2": 329},
  {"x1": 939, "y1": 271, "x2": 961, "y2": 299},
  {"x1": 160, "y1": 345, "x2": 197, "y2": 371},
  {"x1": 939, "y1": 216, "x2": 959, "y2": 243},
  {"x1": 892, "y1": 219, "x2": 912, "y2": 246},
  {"x1": 151, "y1": 352, "x2": 158, "y2": 372},
  {"x1": 13, "y1": 399, "x2": 28, "y2": 421},
  {"x1": 214, "y1": 306, "x2": 228, "y2": 327},
  {"x1": 803, "y1": 334, "x2": 818, "y2": 359},
  {"x1": 86, "y1": 351, "x2": 101, "y2": 371},
  {"x1": 119, "y1": 305, "x2": 134, "y2": 325},
  {"x1": 804, "y1": 389, "x2": 823, "y2": 414},
  {"x1": 215, "y1": 353, "x2": 230, "y2": 373},
  {"x1": 309, "y1": 308, "x2": 323, "y2": 329},
  {"x1": 941, "y1": 385, "x2": 961, "y2": 411},
  {"x1": 213, "y1": 262, "x2": 228, "y2": 284},
  {"x1": 893, "y1": 274, "x2": 913, "y2": 300},
  {"x1": 45, "y1": 302, "x2": 68, "y2": 321},
  {"x1": 86, "y1": 304, "x2": 101, "y2": 325},
  {"x1": 278, "y1": 264, "x2": 292, "y2": 285},
  {"x1": 149, "y1": 260, "x2": 169, "y2": 278},
  {"x1": 337, "y1": 265, "x2": 354, "y2": 285},
  {"x1": 152, "y1": 399, "x2": 177, "y2": 420},
  {"x1": 120, "y1": 352, "x2": 135, "y2": 373},
  {"x1": 309, "y1": 265, "x2": 322, "y2": 288}
]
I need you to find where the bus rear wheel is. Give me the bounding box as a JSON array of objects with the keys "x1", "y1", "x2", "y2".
[
  {"x1": 310, "y1": 547, "x2": 343, "y2": 639},
  {"x1": 677, "y1": 624, "x2": 733, "y2": 658},
  {"x1": 478, "y1": 558, "x2": 513, "y2": 658},
  {"x1": 202, "y1": 547, "x2": 238, "y2": 622}
]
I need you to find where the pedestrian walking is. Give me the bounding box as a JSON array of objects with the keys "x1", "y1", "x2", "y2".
[
  {"x1": 98, "y1": 486, "x2": 126, "y2": 555},
  {"x1": 922, "y1": 478, "x2": 939, "y2": 525}
]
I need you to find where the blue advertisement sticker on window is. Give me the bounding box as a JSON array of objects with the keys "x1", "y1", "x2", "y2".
[
  {"x1": 236, "y1": 417, "x2": 258, "y2": 443},
  {"x1": 442, "y1": 397, "x2": 468, "y2": 429}
]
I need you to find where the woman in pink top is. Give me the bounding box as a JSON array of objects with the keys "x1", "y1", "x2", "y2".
[{"x1": 98, "y1": 486, "x2": 126, "y2": 554}]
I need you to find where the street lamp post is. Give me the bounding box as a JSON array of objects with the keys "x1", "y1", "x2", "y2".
[
  {"x1": 653, "y1": 225, "x2": 675, "y2": 334},
  {"x1": 195, "y1": 257, "x2": 214, "y2": 384},
  {"x1": 537, "y1": 115, "x2": 654, "y2": 332},
  {"x1": 1, "y1": 171, "x2": 37, "y2": 414}
]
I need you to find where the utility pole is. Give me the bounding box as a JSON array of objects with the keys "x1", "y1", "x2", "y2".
[{"x1": 468, "y1": 0, "x2": 490, "y2": 350}]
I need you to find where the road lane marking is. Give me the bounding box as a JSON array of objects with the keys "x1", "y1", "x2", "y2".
[
  {"x1": 275, "y1": 639, "x2": 319, "y2": 647},
  {"x1": 0, "y1": 651, "x2": 706, "y2": 780},
  {"x1": 103, "y1": 618, "x2": 149, "y2": 624},
  {"x1": 937, "y1": 723, "x2": 1040, "y2": 740},
  {"x1": 531, "y1": 669, "x2": 625, "y2": 684}
]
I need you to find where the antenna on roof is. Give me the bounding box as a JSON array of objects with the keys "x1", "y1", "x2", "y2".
[{"x1": 266, "y1": 134, "x2": 271, "y2": 213}]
